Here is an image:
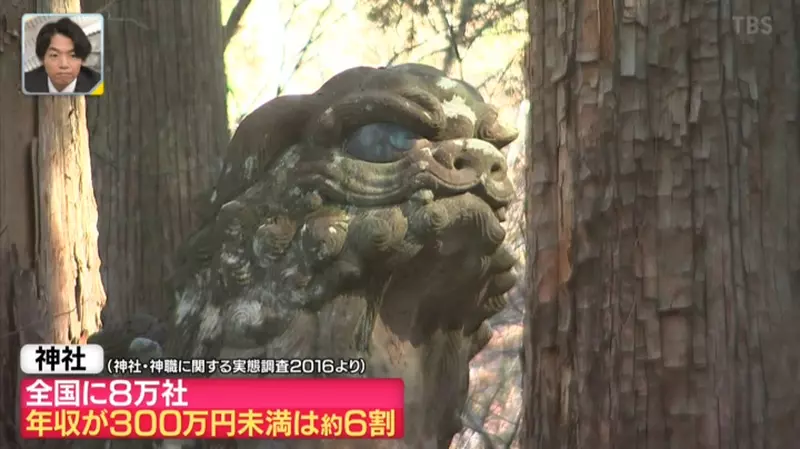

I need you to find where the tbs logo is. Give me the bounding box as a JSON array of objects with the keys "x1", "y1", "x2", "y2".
[{"x1": 732, "y1": 16, "x2": 773, "y2": 35}]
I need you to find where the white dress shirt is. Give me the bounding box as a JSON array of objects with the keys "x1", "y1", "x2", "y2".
[{"x1": 48, "y1": 76, "x2": 77, "y2": 93}]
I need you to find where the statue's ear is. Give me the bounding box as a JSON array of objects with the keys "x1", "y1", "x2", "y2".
[{"x1": 196, "y1": 94, "x2": 317, "y2": 223}]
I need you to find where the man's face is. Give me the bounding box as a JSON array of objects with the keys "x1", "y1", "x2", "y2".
[{"x1": 42, "y1": 33, "x2": 82, "y2": 88}]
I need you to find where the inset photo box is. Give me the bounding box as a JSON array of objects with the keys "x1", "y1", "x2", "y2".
[{"x1": 21, "y1": 13, "x2": 104, "y2": 96}]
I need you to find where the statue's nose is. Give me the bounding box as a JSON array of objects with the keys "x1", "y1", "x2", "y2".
[
  {"x1": 444, "y1": 139, "x2": 509, "y2": 182},
  {"x1": 431, "y1": 139, "x2": 513, "y2": 208}
]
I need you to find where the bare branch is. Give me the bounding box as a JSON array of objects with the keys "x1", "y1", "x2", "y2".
[
  {"x1": 409, "y1": 44, "x2": 456, "y2": 67},
  {"x1": 384, "y1": 40, "x2": 429, "y2": 66},
  {"x1": 237, "y1": 0, "x2": 311, "y2": 109},
  {"x1": 278, "y1": 0, "x2": 341, "y2": 94},
  {"x1": 240, "y1": 0, "x2": 346, "y2": 111},
  {"x1": 91, "y1": 0, "x2": 119, "y2": 14},
  {"x1": 104, "y1": 16, "x2": 149, "y2": 30},
  {"x1": 275, "y1": 0, "x2": 305, "y2": 89},
  {"x1": 223, "y1": 0, "x2": 253, "y2": 49},
  {"x1": 433, "y1": 0, "x2": 462, "y2": 73},
  {"x1": 476, "y1": 49, "x2": 521, "y2": 93}
]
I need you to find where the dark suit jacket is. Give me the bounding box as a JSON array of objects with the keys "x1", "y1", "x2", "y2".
[{"x1": 24, "y1": 65, "x2": 101, "y2": 94}]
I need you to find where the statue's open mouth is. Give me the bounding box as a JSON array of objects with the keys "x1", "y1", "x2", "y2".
[
  {"x1": 295, "y1": 136, "x2": 513, "y2": 254},
  {"x1": 288, "y1": 134, "x2": 517, "y2": 344}
]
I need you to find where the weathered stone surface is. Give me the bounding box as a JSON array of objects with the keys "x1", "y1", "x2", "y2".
[{"x1": 95, "y1": 64, "x2": 520, "y2": 449}]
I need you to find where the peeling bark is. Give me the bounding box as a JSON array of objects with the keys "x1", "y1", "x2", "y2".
[
  {"x1": 522, "y1": 0, "x2": 800, "y2": 448},
  {"x1": 37, "y1": 92, "x2": 106, "y2": 344},
  {"x1": 0, "y1": 0, "x2": 106, "y2": 446}
]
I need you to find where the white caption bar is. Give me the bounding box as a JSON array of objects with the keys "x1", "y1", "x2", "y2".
[{"x1": 20, "y1": 344, "x2": 104, "y2": 375}]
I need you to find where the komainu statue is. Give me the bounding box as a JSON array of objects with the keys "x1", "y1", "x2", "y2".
[{"x1": 95, "y1": 63, "x2": 519, "y2": 449}]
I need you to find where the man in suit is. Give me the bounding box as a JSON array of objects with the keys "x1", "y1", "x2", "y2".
[{"x1": 24, "y1": 17, "x2": 101, "y2": 94}]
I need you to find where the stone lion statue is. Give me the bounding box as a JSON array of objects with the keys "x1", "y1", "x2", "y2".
[{"x1": 91, "y1": 63, "x2": 519, "y2": 449}]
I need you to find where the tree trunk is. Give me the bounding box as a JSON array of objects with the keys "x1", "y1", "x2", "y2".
[
  {"x1": 522, "y1": 0, "x2": 800, "y2": 449},
  {"x1": 0, "y1": 0, "x2": 107, "y2": 446},
  {"x1": 80, "y1": 0, "x2": 229, "y2": 323}
]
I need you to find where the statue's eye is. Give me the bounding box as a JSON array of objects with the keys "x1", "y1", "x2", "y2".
[{"x1": 344, "y1": 123, "x2": 419, "y2": 163}]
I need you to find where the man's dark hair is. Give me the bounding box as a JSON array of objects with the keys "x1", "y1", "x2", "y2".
[{"x1": 34, "y1": 17, "x2": 92, "y2": 61}]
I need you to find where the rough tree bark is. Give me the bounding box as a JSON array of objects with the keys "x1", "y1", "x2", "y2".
[
  {"x1": 523, "y1": 1, "x2": 800, "y2": 449},
  {"x1": 0, "y1": 0, "x2": 107, "y2": 446},
  {"x1": 80, "y1": 0, "x2": 229, "y2": 323}
]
